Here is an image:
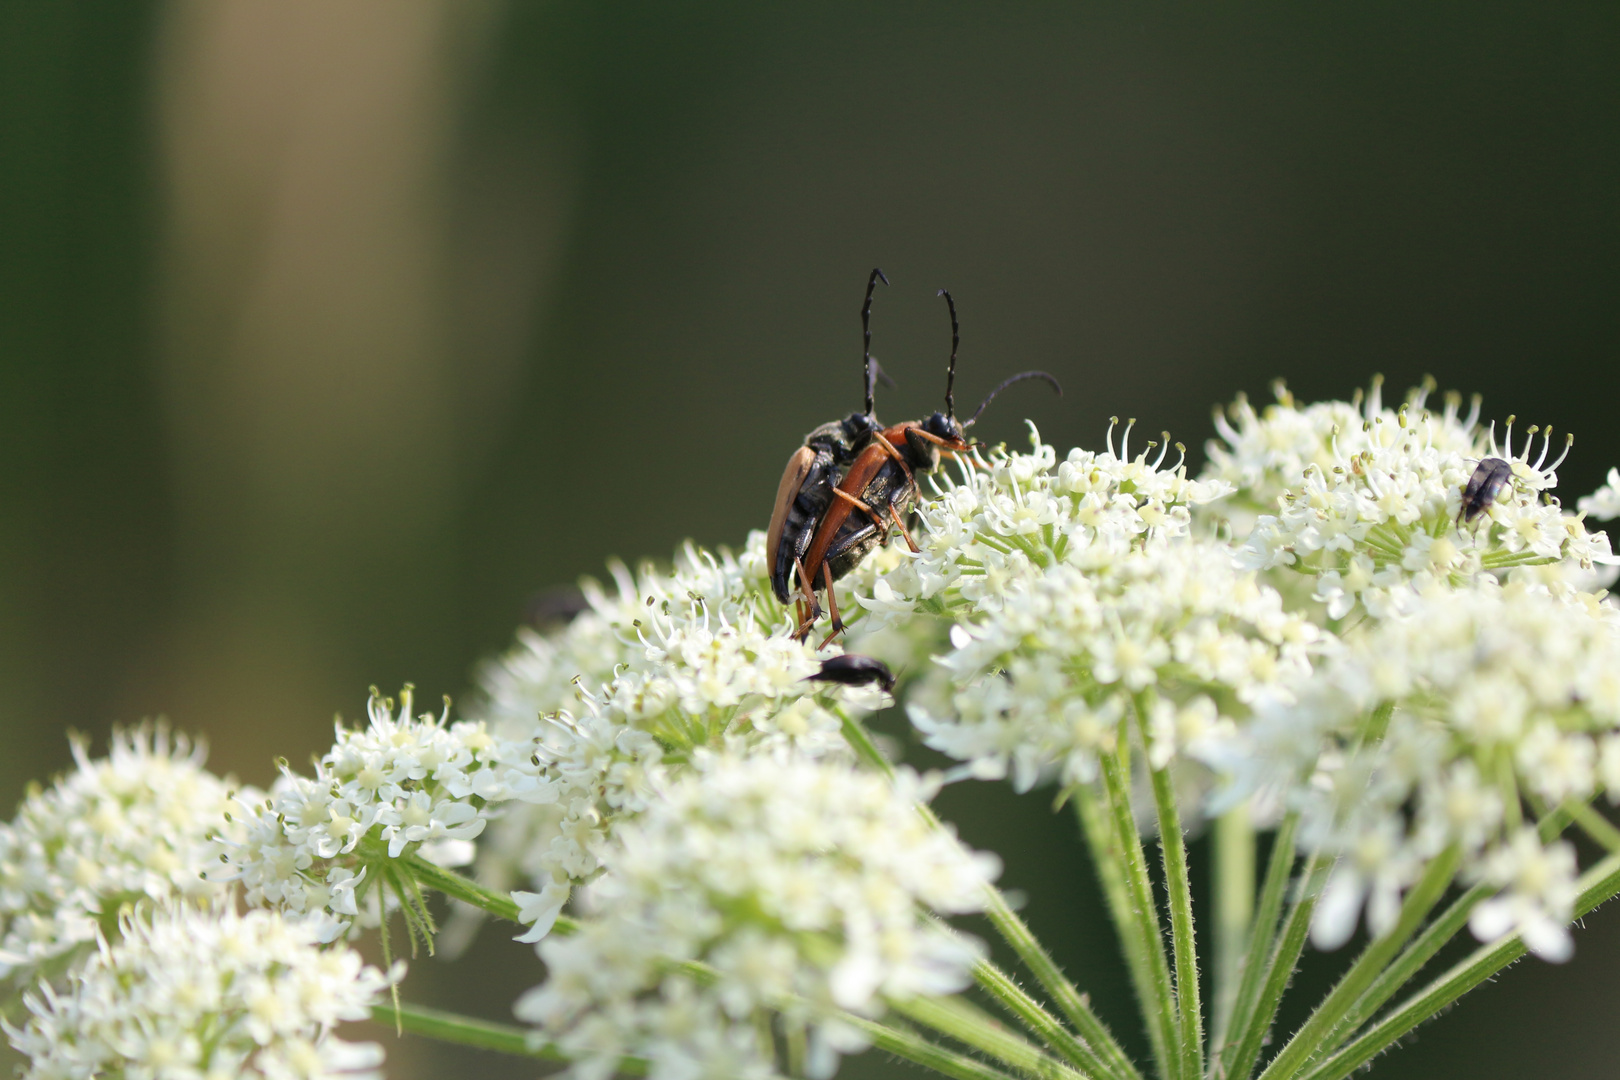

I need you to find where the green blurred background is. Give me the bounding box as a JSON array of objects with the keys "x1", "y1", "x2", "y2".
[{"x1": 3, "y1": 4, "x2": 1619, "y2": 1077}]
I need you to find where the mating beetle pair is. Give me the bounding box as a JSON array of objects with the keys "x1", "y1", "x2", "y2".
[{"x1": 773, "y1": 270, "x2": 1060, "y2": 693}]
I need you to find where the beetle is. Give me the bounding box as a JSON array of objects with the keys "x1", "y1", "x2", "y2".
[
  {"x1": 805, "y1": 653, "x2": 896, "y2": 694},
  {"x1": 782, "y1": 287, "x2": 1061, "y2": 645},
  {"x1": 1458, "y1": 457, "x2": 1514, "y2": 525},
  {"x1": 767, "y1": 269, "x2": 892, "y2": 608}
]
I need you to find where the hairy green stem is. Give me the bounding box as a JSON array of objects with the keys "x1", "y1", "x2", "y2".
[
  {"x1": 1316, "y1": 879, "x2": 1488, "y2": 1059},
  {"x1": 973, "y1": 959, "x2": 1131, "y2": 1080},
  {"x1": 1255, "y1": 844, "x2": 1461, "y2": 1080},
  {"x1": 1567, "y1": 800, "x2": 1620, "y2": 853},
  {"x1": 1216, "y1": 812, "x2": 1298, "y2": 1077},
  {"x1": 845, "y1": 1012, "x2": 1034, "y2": 1080},
  {"x1": 1099, "y1": 742, "x2": 1180, "y2": 1080},
  {"x1": 1316, "y1": 801, "x2": 1582, "y2": 1060},
  {"x1": 1294, "y1": 851, "x2": 1620, "y2": 1080},
  {"x1": 843, "y1": 709, "x2": 1136, "y2": 1078},
  {"x1": 978, "y1": 890, "x2": 1142, "y2": 1080},
  {"x1": 1209, "y1": 805, "x2": 1255, "y2": 1057},
  {"x1": 1146, "y1": 753, "x2": 1205, "y2": 1080},
  {"x1": 403, "y1": 852, "x2": 523, "y2": 922},
  {"x1": 1222, "y1": 851, "x2": 1328, "y2": 1080},
  {"x1": 892, "y1": 995, "x2": 1089, "y2": 1080},
  {"x1": 1073, "y1": 784, "x2": 1157, "y2": 1043},
  {"x1": 840, "y1": 710, "x2": 895, "y2": 777}
]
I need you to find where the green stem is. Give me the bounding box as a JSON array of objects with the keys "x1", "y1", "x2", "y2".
[
  {"x1": 404, "y1": 851, "x2": 581, "y2": 938},
  {"x1": 1146, "y1": 756, "x2": 1204, "y2": 1080},
  {"x1": 846, "y1": 710, "x2": 1137, "y2": 1079},
  {"x1": 978, "y1": 890, "x2": 1142, "y2": 1080},
  {"x1": 844, "y1": 1012, "x2": 1034, "y2": 1080},
  {"x1": 1209, "y1": 805, "x2": 1255, "y2": 1057},
  {"x1": 973, "y1": 959, "x2": 1130, "y2": 1080},
  {"x1": 1099, "y1": 743, "x2": 1180, "y2": 1080},
  {"x1": 373, "y1": 1002, "x2": 646, "y2": 1072},
  {"x1": 1360, "y1": 700, "x2": 1394, "y2": 748},
  {"x1": 1316, "y1": 801, "x2": 1580, "y2": 1059},
  {"x1": 1254, "y1": 844, "x2": 1461, "y2": 1080},
  {"x1": 403, "y1": 852, "x2": 523, "y2": 922},
  {"x1": 1294, "y1": 851, "x2": 1620, "y2": 1080},
  {"x1": 892, "y1": 995, "x2": 1089, "y2": 1080},
  {"x1": 1216, "y1": 812, "x2": 1298, "y2": 1078},
  {"x1": 1318, "y1": 880, "x2": 1489, "y2": 1058},
  {"x1": 840, "y1": 709, "x2": 895, "y2": 777},
  {"x1": 1222, "y1": 851, "x2": 1328, "y2": 1080},
  {"x1": 1567, "y1": 800, "x2": 1620, "y2": 853}
]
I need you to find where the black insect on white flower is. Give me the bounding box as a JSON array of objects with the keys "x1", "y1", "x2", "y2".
[
  {"x1": 1457, "y1": 457, "x2": 1514, "y2": 525},
  {"x1": 806, "y1": 653, "x2": 896, "y2": 694}
]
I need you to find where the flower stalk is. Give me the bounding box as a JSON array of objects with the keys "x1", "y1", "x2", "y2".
[{"x1": 1099, "y1": 740, "x2": 1180, "y2": 1080}]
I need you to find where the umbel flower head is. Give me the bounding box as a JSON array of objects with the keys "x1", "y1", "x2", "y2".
[
  {"x1": 841, "y1": 425, "x2": 1317, "y2": 791},
  {"x1": 1209, "y1": 380, "x2": 1615, "y2": 624},
  {"x1": 851, "y1": 421, "x2": 1233, "y2": 635},
  {"x1": 515, "y1": 752, "x2": 998, "y2": 1080},
  {"x1": 0, "y1": 724, "x2": 250, "y2": 987},
  {"x1": 1244, "y1": 581, "x2": 1620, "y2": 960},
  {"x1": 6, "y1": 904, "x2": 391, "y2": 1080},
  {"x1": 1204, "y1": 376, "x2": 1481, "y2": 528},
  {"x1": 472, "y1": 538, "x2": 890, "y2": 931},
  {"x1": 216, "y1": 687, "x2": 554, "y2": 942}
]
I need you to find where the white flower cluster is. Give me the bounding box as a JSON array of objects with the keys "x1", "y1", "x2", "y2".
[
  {"x1": 1244, "y1": 582, "x2": 1620, "y2": 960},
  {"x1": 909, "y1": 539, "x2": 1320, "y2": 791},
  {"x1": 1210, "y1": 382, "x2": 1614, "y2": 623},
  {"x1": 0, "y1": 725, "x2": 248, "y2": 986},
  {"x1": 473, "y1": 539, "x2": 889, "y2": 929},
  {"x1": 7, "y1": 905, "x2": 390, "y2": 1080},
  {"x1": 1204, "y1": 377, "x2": 1481, "y2": 526},
  {"x1": 515, "y1": 752, "x2": 997, "y2": 1080},
  {"x1": 840, "y1": 425, "x2": 1315, "y2": 788},
  {"x1": 217, "y1": 688, "x2": 551, "y2": 939},
  {"x1": 854, "y1": 422, "x2": 1232, "y2": 632}
]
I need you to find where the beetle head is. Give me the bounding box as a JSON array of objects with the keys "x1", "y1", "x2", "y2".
[
  {"x1": 840, "y1": 412, "x2": 881, "y2": 446},
  {"x1": 903, "y1": 411, "x2": 967, "y2": 472}
]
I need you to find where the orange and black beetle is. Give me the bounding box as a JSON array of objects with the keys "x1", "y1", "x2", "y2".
[
  {"x1": 766, "y1": 269, "x2": 889, "y2": 613},
  {"x1": 767, "y1": 278, "x2": 1060, "y2": 645}
]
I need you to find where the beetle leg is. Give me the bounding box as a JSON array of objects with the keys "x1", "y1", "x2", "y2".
[
  {"x1": 832, "y1": 486, "x2": 887, "y2": 531},
  {"x1": 793, "y1": 555, "x2": 821, "y2": 640},
  {"x1": 908, "y1": 428, "x2": 969, "y2": 450},
  {"x1": 872, "y1": 433, "x2": 916, "y2": 484},
  {"x1": 818, "y1": 560, "x2": 846, "y2": 649},
  {"x1": 887, "y1": 503, "x2": 920, "y2": 553}
]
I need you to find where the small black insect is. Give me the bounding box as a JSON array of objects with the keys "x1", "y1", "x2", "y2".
[
  {"x1": 1458, "y1": 457, "x2": 1514, "y2": 524},
  {"x1": 805, "y1": 653, "x2": 896, "y2": 694}
]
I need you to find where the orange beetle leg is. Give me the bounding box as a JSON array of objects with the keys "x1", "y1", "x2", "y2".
[
  {"x1": 887, "y1": 503, "x2": 920, "y2": 553},
  {"x1": 832, "y1": 486, "x2": 886, "y2": 530},
  {"x1": 817, "y1": 560, "x2": 846, "y2": 649}
]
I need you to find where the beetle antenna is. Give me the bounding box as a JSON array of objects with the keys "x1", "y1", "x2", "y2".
[
  {"x1": 964, "y1": 371, "x2": 1063, "y2": 428},
  {"x1": 937, "y1": 289, "x2": 961, "y2": 421},
  {"x1": 862, "y1": 268, "x2": 889, "y2": 416}
]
